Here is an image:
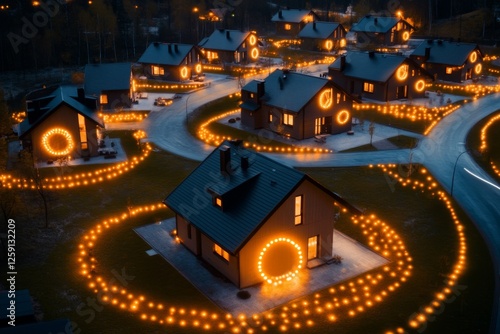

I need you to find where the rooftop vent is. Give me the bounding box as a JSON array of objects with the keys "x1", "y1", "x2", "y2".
[
  {"x1": 226, "y1": 30, "x2": 230, "y2": 39},
  {"x1": 278, "y1": 10, "x2": 283, "y2": 19},
  {"x1": 174, "y1": 44, "x2": 179, "y2": 52},
  {"x1": 220, "y1": 145, "x2": 231, "y2": 175},
  {"x1": 368, "y1": 51, "x2": 375, "y2": 58},
  {"x1": 241, "y1": 156, "x2": 249, "y2": 170}
]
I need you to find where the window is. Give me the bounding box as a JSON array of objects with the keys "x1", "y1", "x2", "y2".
[
  {"x1": 336, "y1": 93, "x2": 341, "y2": 104},
  {"x1": 214, "y1": 244, "x2": 229, "y2": 261},
  {"x1": 78, "y1": 114, "x2": 88, "y2": 150},
  {"x1": 446, "y1": 67, "x2": 453, "y2": 74},
  {"x1": 307, "y1": 235, "x2": 318, "y2": 260},
  {"x1": 284, "y1": 23, "x2": 291, "y2": 31},
  {"x1": 250, "y1": 93, "x2": 254, "y2": 98},
  {"x1": 152, "y1": 65, "x2": 164, "y2": 76},
  {"x1": 269, "y1": 112, "x2": 273, "y2": 123},
  {"x1": 363, "y1": 82, "x2": 374, "y2": 93},
  {"x1": 294, "y1": 195, "x2": 302, "y2": 225},
  {"x1": 99, "y1": 94, "x2": 108, "y2": 104},
  {"x1": 215, "y1": 197, "x2": 222, "y2": 207},
  {"x1": 187, "y1": 224, "x2": 192, "y2": 239},
  {"x1": 284, "y1": 113, "x2": 294, "y2": 126}
]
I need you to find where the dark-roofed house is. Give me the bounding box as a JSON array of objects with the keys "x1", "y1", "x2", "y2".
[
  {"x1": 271, "y1": 9, "x2": 319, "y2": 36},
  {"x1": 240, "y1": 69, "x2": 356, "y2": 139},
  {"x1": 164, "y1": 140, "x2": 358, "y2": 288},
  {"x1": 350, "y1": 15, "x2": 414, "y2": 46},
  {"x1": 138, "y1": 42, "x2": 204, "y2": 82},
  {"x1": 198, "y1": 29, "x2": 259, "y2": 64},
  {"x1": 328, "y1": 51, "x2": 433, "y2": 102},
  {"x1": 18, "y1": 86, "x2": 103, "y2": 162},
  {"x1": 298, "y1": 21, "x2": 346, "y2": 51},
  {"x1": 84, "y1": 62, "x2": 133, "y2": 109},
  {"x1": 409, "y1": 40, "x2": 483, "y2": 82}
]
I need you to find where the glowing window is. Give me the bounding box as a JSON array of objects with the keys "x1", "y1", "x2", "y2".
[
  {"x1": 215, "y1": 197, "x2": 222, "y2": 207},
  {"x1": 294, "y1": 195, "x2": 302, "y2": 225},
  {"x1": 446, "y1": 67, "x2": 453, "y2": 74},
  {"x1": 78, "y1": 114, "x2": 87, "y2": 150},
  {"x1": 363, "y1": 82, "x2": 374, "y2": 93},
  {"x1": 284, "y1": 23, "x2": 291, "y2": 31},
  {"x1": 214, "y1": 244, "x2": 229, "y2": 261},
  {"x1": 99, "y1": 94, "x2": 108, "y2": 104},
  {"x1": 284, "y1": 113, "x2": 294, "y2": 126},
  {"x1": 152, "y1": 65, "x2": 164, "y2": 76},
  {"x1": 307, "y1": 235, "x2": 318, "y2": 260}
]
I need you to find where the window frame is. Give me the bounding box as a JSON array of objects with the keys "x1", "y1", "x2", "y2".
[{"x1": 294, "y1": 195, "x2": 303, "y2": 226}]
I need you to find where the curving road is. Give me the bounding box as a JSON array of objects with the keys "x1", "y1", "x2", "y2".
[{"x1": 144, "y1": 76, "x2": 500, "y2": 333}]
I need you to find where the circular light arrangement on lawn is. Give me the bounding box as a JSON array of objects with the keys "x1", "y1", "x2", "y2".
[
  {"x1": 474, "y1": 63, "x2": 482, "y2": 75},
  {"x1": 336, "y1": 109, "x2": 350, "y2": 125},
  {"x1": 415, "y1": 79, "x2": 426, "y2": 92},
  {"x1": 319, "y1": 88, "x2": 333, "y2": 109},
  {"x1": 250, "y1": 47, "x2": 259, "y2": 59},
  {"x1": 42, "y1": 128, "x2": 74, "y2": 156},
  {"x1": 258, "y1": 237, "x2": 303, "y2": 285}
]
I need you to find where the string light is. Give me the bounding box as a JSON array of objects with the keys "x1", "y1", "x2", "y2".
[
  {"x1": 41, "y1": 128, "x2": 75, "y2": 156},
  {"x1": 258, "y1": 238, "x2": 303, "y2": 285},
  {"x1": 479, "y1": 113, "x2": 500, "y2": 177},
  {"x1": 336, "y1": 110, "x2": 350, "y2": 125}
]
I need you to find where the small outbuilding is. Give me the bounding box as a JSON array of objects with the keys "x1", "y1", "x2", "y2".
[{"x1": 84, "y1": 62, "x2": 133, "y2": 109}]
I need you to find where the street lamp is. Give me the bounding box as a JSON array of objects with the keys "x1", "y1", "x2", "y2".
[{"x1": 450, "y1": 149, "x2": 470, "y2": 197}]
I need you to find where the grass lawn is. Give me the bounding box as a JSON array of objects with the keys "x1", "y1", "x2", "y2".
[
  {"x1": 466, "y1": 110, "x2": 500, "y2": 183},
  {"x1": 6, "y1": 131, "x2": 494, "y2": 334}
]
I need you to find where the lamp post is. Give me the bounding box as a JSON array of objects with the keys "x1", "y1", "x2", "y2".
[{"x1": 450, "y1": 149, "x2": 470, "y2": 197}]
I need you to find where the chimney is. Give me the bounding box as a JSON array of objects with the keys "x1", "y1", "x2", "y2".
[
  {"x1": 220, "y1": 145, "x2": 231, "y2": 175},
  {"x1": 77, "y1": 87, "x2": 85, "y2": 101},
  {"x1": 257, "y1": 81, "x2": 265, "y2": 97},
  {"x1": 374, "y1": 17, "x2": 378, "y2": 24},
  {"x1": 313, "y1": 22, "x2": 316, "y2": 30},
  {"x1": 226, "y1": 30, "x2": 230, "y2": 39},
  {"x1": 154, "y1": 42, "x2": 159, "y2": 47},
  {"x1": 368, "y1": 51, "x2": 375, "y2": 58},
  {"x1": 278, "y1": 10, "x2": 283, "y2": 19},
  {"x1": 174, "y1": 44, "x2": 179, "y2": 53},
  {"x1": 168, "y1": 44, "x2": 172, "y2": 53},
  {"x1": 340, "y1": 54, "x2": 346, "y2": 70},
  {"x1": 425, "y1": 47, "x2": 431, "y2": 60},
  {"x1": 437, "y1": 39, "x2": 443, "y2": 45},
  {"x1": 241, "y1": 156, "x2": 249, "y2": 170},
  {"x1": 278, "y1": 76, "x2": 284, "y2": 90}
]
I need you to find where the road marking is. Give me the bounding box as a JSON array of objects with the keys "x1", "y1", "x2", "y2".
[{"x1": 464, "y1": 168, "x2": 500, "y2": 191}]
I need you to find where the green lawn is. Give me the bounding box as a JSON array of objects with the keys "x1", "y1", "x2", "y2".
[{"x1": 5, "y1": 131, "x2": 494, "y2": 334}]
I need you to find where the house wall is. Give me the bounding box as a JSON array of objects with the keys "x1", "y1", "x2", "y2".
[
  {"x1": 99, "y1": 89, "x2": 132, "y2": 109},
  {"x1": 238, "y1": 179, "x2": 336, "y2": 288},
  {"x1": 275, "y1": 22, "x2": 303, "y2": 36},
  {"x1": 28, "y1": 105, "x2": 100, "y2": 161},
  {"x1": 200, "y1": 234, "x2": 240, "y2": 286},
  {"x1": 175, "y1": 214, "x2": 200, "y2": 255}
]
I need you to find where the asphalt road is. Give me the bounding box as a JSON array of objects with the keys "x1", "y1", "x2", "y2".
[{"x1": 144, "y1": 77, "x2": 500, "y2": 333}]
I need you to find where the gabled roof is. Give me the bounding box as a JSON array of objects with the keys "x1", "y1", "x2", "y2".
[
  {"x1": 242, "y1": 69, "x2": 329, "y2": 112},
  {"x1": 350, "y1": 15, "x2": 414, "y2": 33},
  {"x1": 19, "y1": 86, "x2": 103, "y2": 138},
  {"x1": 411, "y1": 40, "x2": 481, "y2": 66},
  {"x1": 84, "y1": 62, "x2": 131, "y2": 96},
  {"x1": 198, "y1": 29, "x2": 251, "y2": 52},
  {"x1": 298, "y1": 21, "x2": 343, "y2": 39},
  {"x1": 164, "y1": 141, "x2": 357, "y2": 254},
  {"x1": 329, "y1": 51, "x2": 428, "y2": 83},
  {"x1": 138, "y1": 43, "x2": 196, "y2": 66},
  {"x1": 271, "y1": 9, "x2": 315, "y2": 23}
]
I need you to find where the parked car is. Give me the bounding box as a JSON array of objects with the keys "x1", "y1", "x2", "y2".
[{"x1": 98, "y1": 147, "x2": 117, "y2": 155}]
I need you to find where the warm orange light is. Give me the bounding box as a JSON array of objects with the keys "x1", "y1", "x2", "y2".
[
  {"x1": 180, "y1": 66, "x2": 189, "y2": 79},
  {"x1": 402, "y1": 31, "x2": 410, "y2": 41},
  {"x1": 336, "y1": 110, "x2": 350, "y2": 125},
  {"x1": 319, "y1": 88, "x2": 333, "y2": 109},
  {"x1": 249, "y1": 34, "x2": 257, "y2": 46},
  {"x1": 250, "y1": 47, "x2": 259, "y2": 60},
  {"x1": 41, "y1": 128, "x2": 75, "y2": 156},
  {"x1": 257, "y1": 237, "x2": 303, "y2": 285},
  {"x1": 469, "y1": 51, "x2": 477, "y2": 63},
  {"x1": 474, "y1": 63, "x2": 482, "y2": 74},
  {"x1": 195, "y1": 63, "x2": 202, "y2": 74},
  {"x1": 324, "y1": 40, "x2": 333, "y2": 51},
  {"x1": 340, "y1": 39, "x2": 346, "y2": 48},
  {"x1": 415, "y1": 79, "x2": 425, "y2": 92},
  {"x1": 396, "y1": 65, "x2": 409, "y2": 81}
]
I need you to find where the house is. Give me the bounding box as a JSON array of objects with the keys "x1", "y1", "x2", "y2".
[
  {"x1": 298, "y1": 21, "x2": 346, "y2": 51},
  {"x1": 409, "y1": 40, "x2": 483, "y2": 83},
  {"x1": 350, "y1": 15, "x2": 415, "y2": 46},
  {"x1": 198, "y1": 29, "x2": 259, "y2": 64},
  {"x1": 271, "y1": 8, "x2": 319, "y2": 36},
  {"x1": 328, "y1": 51, "x2": 433, "y2": 102},
  {"x1": 138, "y1": 42, "x2": 204, "y2": 82},
  {"x1": 18, "y1": 86, "x2": 103, "y2": 162},
  {"x1": 84, "y1": 62, "x2": 133, "y2": 109},
  {"x1": 240, "y1": 69, "x2": 356, "y2": 139},
  {"x1": 164, "y1": 140, "x2": 359, "y2": 289}
]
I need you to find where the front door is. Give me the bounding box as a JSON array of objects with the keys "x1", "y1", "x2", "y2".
[
  {"x1": 315, "y1": 117, "x2": 325, "y2": 135},
  {"x1": 396, "y1": 85, "x2": 408, "y2": 99},
  {"x1": 308, "y1": 235, "x2": 319, "y2": 260}
]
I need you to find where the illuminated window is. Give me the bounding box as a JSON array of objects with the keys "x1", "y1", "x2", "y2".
[
  {"x1": 269, "y1": 112, "x2": 273, "y2": 123},
  {"x1": 411, "y1": 69, "x2": 415, "y2": 77},
  {"x1": 284, "y1": 23, "x2": 291, "y2": 31},
  {"x1": 214, "y1": 244, "x2": 229, "y2": 261},
  {"x1": 99, "y1": 94, "x2": 108, "y2": 104},
  {"x1": 250, "y1": 93, "x2": 254, "y2": 98},
  {"x1": 446, "y1": 67, "x2": 453, "y2": 74},
  {"x1": 78, "y1": 114, "x2": 88, "y2": 150},
  {"x1": 307, "y1": 235, "x2": 318, "y2": 260},
  {"x1": 336, "y1": 93, "x2": 341, "y2": 104},
  {"x1": 363, "y1": 82, "x2": 374, "y2": 93},
  {"x1": 152, "y1": 65, "x2": 164, "y2": 76},
  {"x1": 215, "y1": 197, "x2": 222, "y2": 207},
  {"x1": 284, "y1": 113, "x2": 294, "y2": 126},
  {"x1": 294, "y1": 195, "x2": 302, "y2": 225}
]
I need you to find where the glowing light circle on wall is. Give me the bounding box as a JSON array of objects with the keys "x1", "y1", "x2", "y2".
[
  {"x1": 396, "y1": 65, "x2": 409, "y2": 81},
  {"x1": 402, "y1": 31, "x2": 410, "y2": 41},
  {"x1": 249, "y1": 34, "x2": 257, "y2": 46},
  {"x1": 415, "y1": 79, "x2": 426, "y2": 92},
  {"x1": 319, "y1": 88, "x2": 333, "y2": 109},
  {"x1": 474, "y1": 63, "x2": 482, "y2": 74},
  {"x1": 42, "y1": 128, "x2": 75, "y2": 156},
  {"x1": 469, "y1": 51, "x2": 477, "y2": 63},
  {"x1": 180, "y1": 66, "x2": 188, "y2": 79},
  {"x1": 325, "y1": 40, "x2": 333, "y2": 51},
  {"x1": 257, "y1": 237, "x2": 303, "y2": 285},
  {"x1": 336, "y1": 109, "x2": 350, "y2": 125},
  {"x1": 195, "y1": 63, "x2": 202, "y2": 73},
  {"x1": 250, "y1": 47, "x2": 259, "y2": 59}
]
